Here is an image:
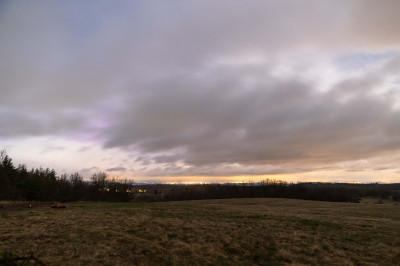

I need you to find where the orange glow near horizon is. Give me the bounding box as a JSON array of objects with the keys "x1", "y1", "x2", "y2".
[{"x1": 134, "y1": 169, "x2": 400, "y2": 184}]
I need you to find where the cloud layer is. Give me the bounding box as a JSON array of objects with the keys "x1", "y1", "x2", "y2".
[{"x1": 1, "y1": 1, "x2": 400, "y2": 180}]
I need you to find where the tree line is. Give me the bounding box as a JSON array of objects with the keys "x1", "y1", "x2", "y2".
[
  {"x1": 152, "y1": 181, "x2": 400, "y2": 203},
  {"x1": 0, "y1": 150, "x2": 135, "y2": 202},
  {"x1": 1, "y1": 150, "x2": 399, "y2": 203}
]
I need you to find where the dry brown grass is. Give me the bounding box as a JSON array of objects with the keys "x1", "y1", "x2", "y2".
[{"x1": 1, "y1": 198, "x2": 399, "y2": 265}]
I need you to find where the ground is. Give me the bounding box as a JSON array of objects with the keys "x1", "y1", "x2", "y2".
[{"x1": 0, "y1": 198, "x2": 399, "y2": 265}]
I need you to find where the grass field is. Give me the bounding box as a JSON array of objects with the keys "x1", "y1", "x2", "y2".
[{"x1": 1, "y1": 198, "x2": 399, "y2": 265}]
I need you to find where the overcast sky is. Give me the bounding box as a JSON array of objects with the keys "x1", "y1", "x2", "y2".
[{"x1": 1, "y1": 1, "x2": 400, "y2": 183}]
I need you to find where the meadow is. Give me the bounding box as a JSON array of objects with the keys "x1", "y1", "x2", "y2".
[{"x1": 1, "y1": 198, "x2": 399, "y2": 265}]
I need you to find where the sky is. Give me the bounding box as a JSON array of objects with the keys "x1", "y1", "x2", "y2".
[{"x1": 1, "y1": 1, "x2": 400, "y2": 183}]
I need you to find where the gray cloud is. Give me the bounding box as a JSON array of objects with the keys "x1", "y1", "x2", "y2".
[
  {"x1": 1, "y1": 1, "x2": 400, "y2": 178},
  {"x1": 106, "y1": 167, "x2": 127, "y2": 172},
  {"x1": 102, "y1": 55, "x2": 400, "y2": 174},
  {"x1": 79, "y1": 166, "x2": 100, "y2": 176},
  {"x1": 0, "y1": 108, "x2": 85, "y2": 138},
  {"x1": 40, "y1": 146, "x2": 65, "y2": 154}
]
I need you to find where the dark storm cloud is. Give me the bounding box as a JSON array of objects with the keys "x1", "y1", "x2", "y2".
[{"x1": 1, "y1": 1, "x2": 400, "y2": 177}]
